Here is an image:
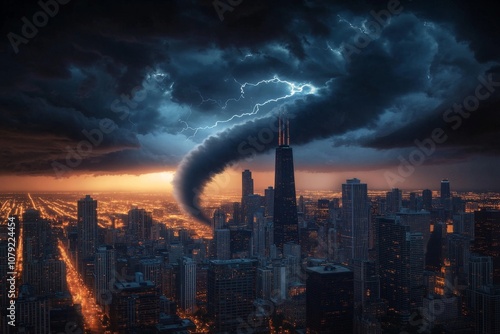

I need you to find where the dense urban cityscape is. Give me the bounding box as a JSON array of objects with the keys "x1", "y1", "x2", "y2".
[{"x1": 1, "y1": 122, "x2": 500, "y2": 333}]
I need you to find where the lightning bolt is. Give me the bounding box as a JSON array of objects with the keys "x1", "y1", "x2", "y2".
[{"x1": 180, "y1": 75, "x2": 318, "y2": 139}]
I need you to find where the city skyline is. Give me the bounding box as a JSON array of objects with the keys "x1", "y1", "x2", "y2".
[{"x1": 1, "y1": 0, "x2": 500, "y2": 196}]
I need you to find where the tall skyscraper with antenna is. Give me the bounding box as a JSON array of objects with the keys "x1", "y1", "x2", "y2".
[{"x1": 273, "y1": 117, "x2": 299, "y2": 251}]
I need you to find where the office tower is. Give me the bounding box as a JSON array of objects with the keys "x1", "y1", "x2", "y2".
[
  {"x1": 467, "y1": 254, "x2": 494, "y2": 313},
  {"x1": 441, "y1": 179, "x2": 451, "y2": 209},
  {"x1": 386, "y1": 188, "x2": 402, "y2": 214},
  {"x1": 207, "y1": 259, "x2": 257, "y2": 333},
  {"x1": 306, "y1": 264, "x2": 354, "y2": 333},
  {"x1": 23, "y1": 260, "x2": 67, "y2": 297},
  {"x1": 212, "y1": 208, "x2": 226, "y2": 231},
  {"x1": 264, "y1": 186, "x2": 274, "y2": 218},
  {"x1": 242, "y1": 194, "x2": 263, "y2": 227},
  {"x1": 241, "y1": 170, "x2": 256, "y2": 226},
  {"x1": 232, "y1": 202, "x2": 242, "y2": 226},
  {"x1": 376, "y1": 217, "x2": 424, "y2": 320},
  {"x1": 341, "y1": 178, "x2": 369, "y2": 261},
  {"x1": 77, "y1": 195, "x2": 97, "y2": 274},
  {"x1": 230, "y1": 229, "x2": 252, "y2": 259},
  {"x1": 422, "y1": 189, "x2": 432, "y2": 211},
  {"x1": 94, "y1": 245, "x2": 115, "y2": 308},
  {"x1": 273, "y1": 117, "x2": 299, "y2": 251},
  {"x1": 397, "y1": 210, "x2": 431, "y2": 255},
  {"x1": 109, "y1": 279, "x2": 160, "y2": 332},
  {"x1": 470, "y1": 285, "x2": 500, "y2": 333},
  {"x1": 22, "y1": 209, "x2": 50, "y2": 261},
  {"x1": 214, "y1": 229, "x2": 231, "y2": 260},
  {"x1": 169, "y1": 243, "x2": 184, "y2": 264},
  {"x1": 128, "y1": 207, "x2": 153, "y2": 242},
  {"x1": 242, "y1": 169, "x2": 254, "y2": 197},
  {"x1": 178, "y1": 257, "x2": 197, "y2": 314},
  {"x1": 140, "y1": 258, "x2": 163, "y2": 288},
  {"x1": 409, "y1": 192, "x2": 417, "y2": 211},
  {"x1": 353, "y1": 259, "x2": 380, "y2": 309},
  {"x1": 472, "y1": 209, "x2": 500, "y2": 283},
  {"x1": 273, "y1": 261, "x2": 288, "y2": 301},
  {"x1": 453, "y1": 212, "x2": 475, "y2": 241},
  {"x1": 15, "y1": 285, "x2": 50, "y2": 334},
  {"x1": 257, "y1": 267, "x2": 273, "y2": 300},
  {"x1": 284, "y1": 283, "x2": 307, "y2": 329},
  {"x1": 252, "y1": 211, "x2": 266, "y2": 257},
  {"x1": 447, "y1": 234, "x2": 471, "y2": 285},
  {"x1": 468, "y1": 254, "x2": 493, "y2": 291}
]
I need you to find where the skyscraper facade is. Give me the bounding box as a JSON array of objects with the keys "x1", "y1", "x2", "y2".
[
  {"x1": 273, "y1": 118, "x2": 299, "y2": 251},
  {"x1": 207, "y1": 259, "x2": 257, "y2": 333},
  {"x1": 77, "y1": 195, "x2": 97, "y2": 273},
  {"x1": 341, "y1": 178, "x2": 369, "y2": 262},
  {"x1": 422, "y1": 189, "x2": 432, "y2": 211},
  {"x1": 242, "y1": 169, "x2": 254, "y2": 198},
  {"x1": 441, "y1": 179, "x2": 451, "y2": 211},
  {"x1": 306, "y1": 264, "x2": 354, "y2": 333},
  {"x1": 472, "y1": 209, "x2": 500, "y2": 283}
]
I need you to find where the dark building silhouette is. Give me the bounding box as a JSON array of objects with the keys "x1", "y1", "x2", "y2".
[
  {"x1": 306, "y1": 264, "x2": 354, "y2": 333},
  {"x1": 472, "y1": 209, "x2": 500, "y2": 283},
  {"x1": 242, "y1": 169, "x2": 254, "y2": 198},
  {"x1": 422, "y1": 189, "x2": 432, "y2": 212},
  {"x1": 273, "y1": 117, "x2": 299, "y2": 251},
  {"x1": 441, "y1": 179, "x2": 451, "y2": 212}
]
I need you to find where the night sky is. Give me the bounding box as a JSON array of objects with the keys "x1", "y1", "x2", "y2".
[{"x1": 1, "y1": 0, "x2": 500, "y2": 199}]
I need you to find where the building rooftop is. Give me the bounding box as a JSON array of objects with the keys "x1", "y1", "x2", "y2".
[{"x1": 306, "y1": 264, "x2": 351, "y2": 275}]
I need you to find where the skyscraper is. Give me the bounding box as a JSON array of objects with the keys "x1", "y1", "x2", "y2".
[
  {"x1": 128, "y1": 207, "x2": 153, "y2": 242},
  {"x1": 472, "y1": 209, "x2": 500, "y2": 283},
  {"x1": 273, "y1": 117, "x2": 299, "y2": 251},
  {"x1": 178, "y1": 257, "x2": 197, "y2": 314},
  {"x1": 242, "y1": 169, "x2": 254, "y2": 197},
  {"x1": 422, "y1": 189, "x2": 432, "y2": 211},
  {"x1": 341, "y1": 178, "x2": 369, "y2": 262},
  {"x1": 94, "y1": 245, "x2": 115, "y2": 309},
  {"x1": 77, "y1": 195, "x2": 97, "y2": 273},
  {"x1": 207, "y1": 259, "x2": 257, "y2": 333},
  {"x1": 306, "y1": 264, "x2": 354, "y2": 333},
  {"x1": 376, "y1": 217, "x2": 424, "y2": 320},
  {"x1": 441, "y1": 179, "x2": 451, "y2": 211}
]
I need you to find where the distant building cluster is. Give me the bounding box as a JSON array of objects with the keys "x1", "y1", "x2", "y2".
[{"x1": 1, "y1": 125, "x2": 499, "y2": 333}]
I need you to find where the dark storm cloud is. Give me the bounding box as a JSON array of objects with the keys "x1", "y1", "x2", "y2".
[{"x1": 1, "y1": 0, "x2": 500, "y2": 211}]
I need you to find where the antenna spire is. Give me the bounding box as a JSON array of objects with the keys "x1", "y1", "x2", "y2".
[{"x1": 286, "y1": 118, "x2": 290, "y2": 145}]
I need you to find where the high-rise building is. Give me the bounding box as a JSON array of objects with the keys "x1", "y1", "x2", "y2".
[
  {"x1": 472, "y1": 209, "x2": 500, "y2": 283},
  {"x1": 264, "y1": 186, "x2": 274, "y2": 218},
  {"x1": 212, "y1": 208, "x2": 226, "y2": 231},
  {"x1": 376, "y1": 217, "x2": 424, "y2": 320},
  {"x1": 453, "y1": 212, "x2": 475, "y2": 241},
  {"x1": 306, "y1": 264, "x2": 354, "y2": 333},
  {"x1": 353, "y1": 259, "x2": 380, "y2": 310},
  {"x1": 422, "y1": 189, "x2": 432, "y2": 211},
  {"x1": 341, "y1": 178, "x2": 369, "y2": 262},
  {"x1": 470, "y1": 285, "x2": 500, "y2": 333},
  {"x1": 214, "y1": 229, "x2": 231, "y2": 260},
  {"x1": 441, "y1": 179, "x2": 451, "y2": 211},
  {"x1": 397, "y1": 210, "x2": 431, "y2": 255},
  {"x1": 128, "y1": 207, "x2": 153, "y2": 242},
  {"x1": 178, "y1": 257, "x2": 197, "y2": 314},
  {"x1": 242, "y1": 169, "x2": 254, "y2": 198},
  {"x1": 273, "y1": 117, "x2": 299, "y2": 251},
  {"x1": 109, "y1": 279, "x2": 160, "y2": 332},
  {"x1": 207, "y1": 259, "x2": 257, "y2": 333},
  {"x1": 77, "y1": 195, "x2": 97, "y2": 274},
  {"x1": 386, "y1": 188, "x2": 402, "y2": 214},
  {"x1": 94, "y1": 245, "x2": 115, "y2": 309}
]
